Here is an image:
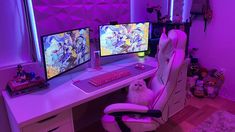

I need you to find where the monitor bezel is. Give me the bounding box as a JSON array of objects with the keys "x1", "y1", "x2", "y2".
[
  {"x1": 98, "y1": 22, "x2": 150, "y2": 57},
  {"x1": 41, "y1": 27, "x2": 91, "y2": 81}
]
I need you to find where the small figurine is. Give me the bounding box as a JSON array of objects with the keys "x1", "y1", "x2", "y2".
[
  {"x1": 193, "y1": 80, "x2": 205, "y2": 98},
  {"x1": 15, "y1": 65, "x2": 27, "y2": 83},
  {"x1": 188, "y1": 58, "x2": 200, "y2": 77},
  {"x1": 203, "y1": 69, "x2": 225, "y2": 98},
  {"x1": 200, "y1": 68, "x2": 208, "y2": 79},
  {"x1": 204, "y1": 76, "x2": 217, "y2": 98},
  {"x1": 28, "y1": 72, "x2": 36, "y2": 80}
]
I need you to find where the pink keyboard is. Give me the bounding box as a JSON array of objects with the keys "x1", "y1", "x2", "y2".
[{"x1": 88, "y1": 69, "x2": 131, "y2": 86}]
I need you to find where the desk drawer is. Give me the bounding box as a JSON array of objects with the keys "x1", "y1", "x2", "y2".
[
  {"x1": 45, "y1": 122, "x2": 73, "y2": 132},
  {"x1": 23, "y1": 110, "x2": 74, "y2": 132}
]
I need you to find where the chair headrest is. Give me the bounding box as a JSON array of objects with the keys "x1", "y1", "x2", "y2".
[
  {"x1": 158, "y1": 32, "x2": 174, "y2": 62},
  {"x1": 168, "y1": 30, "x2": 187, "y2": 50}
]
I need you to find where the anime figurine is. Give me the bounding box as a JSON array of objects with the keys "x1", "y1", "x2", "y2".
[
  {"x1": 16, "y1": 65, "x2": 27, "y2": 83},
  {"x1": 200, "y1": 68, "x2": 208, "y2": 79},
  {"x1": 188, "y1": 58, "x2": 200, "y2": 77},
  {"x1": 204, "y1": 76, "x2": 218, "y2": 98},
  {"x1": 193, "y1": 80, "x2": 205, "y2": 98}
]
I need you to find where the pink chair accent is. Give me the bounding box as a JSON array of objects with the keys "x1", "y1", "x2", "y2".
[{"x1": 102, "y1": 30, "x2": 189, "y2": 132}]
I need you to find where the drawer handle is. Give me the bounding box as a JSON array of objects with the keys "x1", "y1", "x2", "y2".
[
  {"x1": 37, "y1": 115, "x2": 57, "y2": 123},
  {"x1": 48, "y1": 126, "x2": 59, "y2": 132}
]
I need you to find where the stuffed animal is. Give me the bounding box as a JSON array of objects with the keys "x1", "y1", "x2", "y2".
[
  {"x1": 203, "y1": 69, "x2": 225, "y2": 98},
  {"x1": 188, "y1": 58, "x2": 201, "y2": 77},
  {"x1": 211, "y1": 69, "x2": 225, "y2": 88},
  {"x1": 127, "y1": 79, "x2": 154, "y2": 106},
  {"x1": 203, "y1": 76, "x2": 218, "y2": 98},
  {"x1": 193, "y1": 80, "x2": 205, "y2": 98},
  {"x1": 199, "y1": 68, "x2": 208, "y2": 80}
]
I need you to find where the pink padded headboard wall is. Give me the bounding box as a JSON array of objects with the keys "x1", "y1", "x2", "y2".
[{"x1": 32, "y1": 0, "x2": 130, "y2": 47}]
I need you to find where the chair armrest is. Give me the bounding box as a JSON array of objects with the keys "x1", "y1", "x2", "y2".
[
  {"x1": 104, "y1": 103, "x2": 162, "y2": 118},
  {"x1": 104, "y1": 103, "x2": 149, "y2": 114}
]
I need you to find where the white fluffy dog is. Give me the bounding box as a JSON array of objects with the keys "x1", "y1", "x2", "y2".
[{"x1": 127, "y1": 79, "x2": 154, "y2": 106}]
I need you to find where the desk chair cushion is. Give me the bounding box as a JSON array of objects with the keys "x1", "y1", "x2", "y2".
[
  {"x1": 103, "y1": 103, "x2": 162, "y2": 132},
  {"x1": 104, "y1": 103, "x2": 149, "y2": 114},
  {"x1": 102, "y1": 115, "x2": 158, "y2": 132}
]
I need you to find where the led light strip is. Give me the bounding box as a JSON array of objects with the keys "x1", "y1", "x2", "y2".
[
  {"x1": 170, "y1": 0, "x2": 175, "y2": 21},
  {"x1": 182, "y1": 0, "x2": 188, "y2": 22}
]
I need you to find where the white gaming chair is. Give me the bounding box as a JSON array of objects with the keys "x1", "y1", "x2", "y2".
[{"x1": 102, "y1": 30, "x2": 189, "y2": 132}]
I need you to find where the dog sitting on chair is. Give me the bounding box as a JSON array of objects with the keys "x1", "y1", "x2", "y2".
[{"x1": 127, "y1": 79, "x2": 154, "y2": 106}]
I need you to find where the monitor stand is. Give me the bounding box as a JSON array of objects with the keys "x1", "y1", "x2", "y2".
[{"x1": 93, "y1": 50, "x2": 102, "y2": 70}]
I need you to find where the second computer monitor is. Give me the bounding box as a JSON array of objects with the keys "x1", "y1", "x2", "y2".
[{"x1": 99, "y1": 22, "x2": 150, "y2": 57}]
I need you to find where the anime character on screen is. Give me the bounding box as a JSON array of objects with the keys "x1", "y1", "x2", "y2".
[
  {"x1": 43, "y1": 29, "x2": 90, "y2": 79},
  {"x1": 100, "y1": 26, "x2": 118, "y2": 55},
  {"x1": 129, "y1": 28, "x2": 144, "y2": 52},
  {"x1": 75, "y1": 35, "x2": 88, "y2": 64},
  {"x1": 130, "y1": 23, "x2": 148, "y2": 52},
  {"x1": 100, "y1": 25, "x2": 132, "y2": 55},
  {"x1": 100, "y1": 23, "x2": 148, "y2": 56}
]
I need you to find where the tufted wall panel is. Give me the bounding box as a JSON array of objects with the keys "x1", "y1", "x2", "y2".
[{"x1": 32, "y1": 0, "x2": 130, "y2": 48}]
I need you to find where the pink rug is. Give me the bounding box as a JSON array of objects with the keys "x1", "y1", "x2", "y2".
[{"x1": 192, "y1": 111, "x2": 235, "y2": 132}]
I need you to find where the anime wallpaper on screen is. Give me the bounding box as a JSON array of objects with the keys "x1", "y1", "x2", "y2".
[
  {"x1": 42, "y1": 28, "x2": 90, "y2": 80},
  {"x1": 99, "y1": 22, "x2": 149, "y2": 56}
]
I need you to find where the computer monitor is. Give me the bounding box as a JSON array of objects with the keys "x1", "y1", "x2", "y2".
[
  {"x1": 99, "y1": 22, "x2": 149, "y2": 57},
  {"x1": 41, "y1": 28, "x2": 90, "y2": 80}
]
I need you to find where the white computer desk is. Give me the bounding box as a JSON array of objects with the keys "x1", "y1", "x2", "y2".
[{"x1": 2, "y1": 56, "x2": 158, "y2": 132}]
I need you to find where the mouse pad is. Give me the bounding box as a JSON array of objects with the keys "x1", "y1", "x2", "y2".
[{"x1": 73, "y1": 63, "x2": 156, "y2": 93}]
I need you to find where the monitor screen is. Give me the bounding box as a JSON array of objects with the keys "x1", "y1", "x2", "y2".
[
  {"x1": 99, "y1": 22, "x2": 149, "y2": 56},
  {"x1": 41, "y1": 28, "x2": 90, "y2": 80}
]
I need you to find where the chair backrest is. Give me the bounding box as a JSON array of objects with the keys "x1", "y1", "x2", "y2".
[
  {"x1": 149, "y1": 29, "x2": 187, "y2": 122},
  {"x1": 149, "y1": 32, "x2": 172, "y2": 93}
]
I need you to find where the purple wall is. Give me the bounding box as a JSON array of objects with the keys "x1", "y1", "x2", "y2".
[
  {"x1": 131, "y1": 0, "x2": 147, "y2": 22},
  {"x1": 32, "y1": 0, "x2": 130, "y2": 42},
  {"x1": 189, "y1": 0, "x2": 235, "y2": 101},
  {"x1": 32, "y1": 0, "x2": 131, "y2": 67},
  {"x1": 131, "y1": 0, "x2": 169, "y2": 23}
]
